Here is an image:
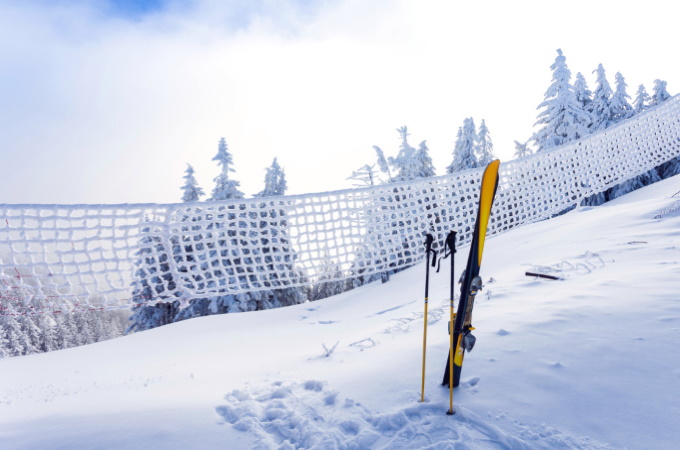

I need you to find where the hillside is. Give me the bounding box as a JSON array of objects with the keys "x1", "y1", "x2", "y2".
[{"x1": 1, "y1": 175, "x2": 680, "y2": 449}]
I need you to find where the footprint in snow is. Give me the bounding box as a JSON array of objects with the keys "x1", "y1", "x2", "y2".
[{"x1": 215, "y1": 380, "x2": 612, "y2": 449}]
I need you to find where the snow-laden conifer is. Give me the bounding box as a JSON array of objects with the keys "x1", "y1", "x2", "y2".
[
  {"x1": 256, "y1": 158, "x2": 287, "y2": 197},
  {"x1": 533, "y1": 49, "x2": 591, "y2": 152},
  {"x1": 373, "y1": 146, "x2": 392, "y2": 183},
  {"x1": 414, "y1": 140, "x2": 436, "y2": 178},
  {"x1": 610, "y1": 72, "x2": 635, "y2": 124},
  {"x1": 590, "y1": 64, "x2": 615, "y2": 131},
  {"x1": 651, "y1": 79, "x2": 671, "y2": 106},
  {"x1": 389, "y1": 126, "x2": 419, "y2": 182},
  {"x1": 573, "y1": 72, "x2": 593, "y2": 114},
  {"x1": 447, "y1": 119, "x2": 478, "y2": 173},
  {"x1": 476, "y1": 119, "x2": 496, "y2": 166},
  {"x1": 0, "y1": 300, "x2": 24, "y2": 357},
  {"x1": 633, "y1": 84, "x2": 651, "y2": 114},
  {"x1": 180, "y1": 164, "x2": 205, "y2": 203},
  {"x1": 210, "y1": 138, "x2": 244, "y2": 201},
  {"x1": 513, "y1": 140, "x2": 532, "y2": 159}
]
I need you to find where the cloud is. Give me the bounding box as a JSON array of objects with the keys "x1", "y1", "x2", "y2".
[{"x1": 0, "y1": 0, "x2": 678, "y2": 204}]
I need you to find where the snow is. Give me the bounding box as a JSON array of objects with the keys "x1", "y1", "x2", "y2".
[{"x1": 2, "y1": 175, "x2": 680, "y2": 449}]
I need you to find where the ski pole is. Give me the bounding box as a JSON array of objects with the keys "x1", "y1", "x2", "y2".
[
  {"x1": 445, "y1": 231, "x2": 457, "y2": 415},
  {"x1": 421, "y1": 233, "x2": 436, "y2": 403}
]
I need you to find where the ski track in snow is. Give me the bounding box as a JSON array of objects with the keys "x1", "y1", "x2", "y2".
[{"x1": 215, "y1": 380, "x2": 612, "y2": 450}]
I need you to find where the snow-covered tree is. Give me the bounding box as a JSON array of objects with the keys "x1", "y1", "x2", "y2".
[
  {"x1": 74, "y1": 309, "x2": 95, "y2": 346},
  {"x1": 210, "y1": 138, "x2": 244, "y2": 201},
  {"x1": 389, "y1": 126, "x2": 419, "y2": 182},
  {"x1": 476, "y1": 119, "x2": 496, "y2": 166},
  {"x1": 633, "y1": 84, "x2": 651, "y2": 114},
  {"x1": 447, "y1": 119, "x2": 478, "y2": 172},
  {"x1": 610, "y1": 72, "x2": 635, "y2": 124},
  {"x1": 513, "y1": 140, "x2": 533, "y2": 159},
  {"x1": 651, "y1": 79, "x2": 671, "y2": 106},
  {"x1": 53, "y1": 313, "x2": 78, "y2": 350},
  {"x1": 311, "y1": 255, "x2": 348, "y2": 301},
  {"x1": 256, "y1": 158, "x2": 287, "y2": 197},
  {"x1": 590, "y1": 64, "x2": 615, "y2": 131},
  {"x1": 180, "y1": 164, "x2": 205, "y2": 203},
  {"x1": 373, "y1": 146, "x2": 393, "y2": 183},
  {"x1": 533, "y1": 49, "x2": 591, "y2": 152},
  {"x1": 414, "y1": 140, "x2": 436, "y2": 178},
  {"x1": 573, "y1": 72, "x2": 593, "y2": 114},
  {"x1": 0, "y1": 299, "x2": 25, "y2": 357}
]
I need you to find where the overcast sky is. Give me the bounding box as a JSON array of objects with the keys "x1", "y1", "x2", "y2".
[{"x1": 1, "y1": 0, "x2": 678, "y2": 205}]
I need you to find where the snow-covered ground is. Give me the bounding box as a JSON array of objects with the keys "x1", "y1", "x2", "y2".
[{"x1": 2, "y1": 175, "x2": 680, "y2": 449}]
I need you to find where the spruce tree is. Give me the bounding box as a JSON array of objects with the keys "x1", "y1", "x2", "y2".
[
  {"x1": 389, "y1": 126, "x2": 419, "y2": 182},
  {"x1": 414, "y1": 140, "x2": 436, "y2": 178},
  {"x1": 373, "y1": 146, "x2": 393, "y2": 183},
  {"x1": 256, "y1": 158, "x2": 287, "y2": 197},
  {"x1": 513, "y1": 140, "x2": 532, "y2": 159},
  {"x1": 0, "y1": 298, "x2": 24, "y2": 356},
  {"x1": 18, "y1": 314, "x2": 40, "y2": 355},
  {"x1": 476, "y1": 119, "x2": 496, "y2": 166},
  {"x1": 447, "y1": 118, "x2": 478, "y2": 172},
  {"x1": 633, "y1": 84, "x2": 651, "y2": 114},
  {"x1": 590, "y1": 64, "x2": 615, "y2": 131},
  {"x1": 210, "y1": 138, "x2": 244, "y2": 201},
  {"x1": 610, "y1": 72, "x2": 635, "y2": 124},
  {"x1": 181, "y1": 164, "x2": 205, "y2": 203},
  {"x1": 573, "y1": 72, "x2": 593, "y2": 113},
  {"x1": 533, "y1": 49, "x2": 591, "y2": 152}
]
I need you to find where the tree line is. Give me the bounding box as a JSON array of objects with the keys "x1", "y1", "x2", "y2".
[{"x1": 3, "y1": 49, "x2": 676, "y2": 352}]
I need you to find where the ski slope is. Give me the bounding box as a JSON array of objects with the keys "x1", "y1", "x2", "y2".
[{"x1": 1, "y1": 175, "x2": 680, "y2": 449}]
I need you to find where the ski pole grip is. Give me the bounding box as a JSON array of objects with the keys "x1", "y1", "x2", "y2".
[
  {"x1": 425, "y1": 233, "x2": 437, "y2": 267},
  {"x1": 445, "y1": 231, "x2": 457, "y2": 255}
]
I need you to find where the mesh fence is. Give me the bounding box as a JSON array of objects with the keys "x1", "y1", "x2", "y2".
[{"x1": 2, "y1": 96, "x2": 680, "y2": 312}]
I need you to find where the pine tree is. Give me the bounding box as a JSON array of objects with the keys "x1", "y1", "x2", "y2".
[
  {"x1": 0, "y1": 324, "x2": 8, "y2": 358},
  {"x1": 256, "y1": 158, "x2": 287, "y2": 197},
  {"x1": 476, "y1": 119, "x2": 496, "y2": 166},
  {"x1": 210, "y1": 138, "x2": 244, "y2": 201},
  {"x1": 18, "y1": 314, "x2": 41, "y2": 355},
  {"x1": 610, "y1": 72, "x2": 635, "y2": 124},
  {"x1": 181, "y1": 164, "x2": 205, "y2": 203},
  {"x1": 513, "y1": 140, "x2": 533, "y2": 159},
  {"x1": 389, "y1": 126, "x2": 419, "y2": 182},
  {"x1": 447, "y1": 119, "x2": 478, "y2": 172},
  {"x1": 651, "y1": 79, "x2": 671, "y2": 106},
  {"x1": 0, "y1": 297, "x2": 24, "y2": 357},
  {"x1": 633, "y1": 84, "x2": 651, "y2": 114},
  {"x1": 54, "y1": 312, "x2": 78, "y2": 350},
  {"x1": 590, "y1": 64, "x2": 615, "y2": 131},
  {"x1": 311, "y1": 256, "x2": 348, "y2": 300},
  {"x1": 533, "y1": 49, "x2": 591, "y2": 152},
  {"x1": 74, "y1": 310, "x2": 95, "y2": 346},
  {"x1": 373, "y1": 146, "x2": 393, "y2": 183},
  {"x1": 3, "y1": 313, "x2": 26, "y2": 356},
  {"x1": 573, "y1": 72, "x2": 593, "y2": 114},
  {"x1": 414, "y1": 140, "x2": 436, "y2": 177}
]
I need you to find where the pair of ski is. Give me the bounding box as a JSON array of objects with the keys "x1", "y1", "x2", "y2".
[{"x1": 420, "y1": 160, "x2": 500, "y2": 415}]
